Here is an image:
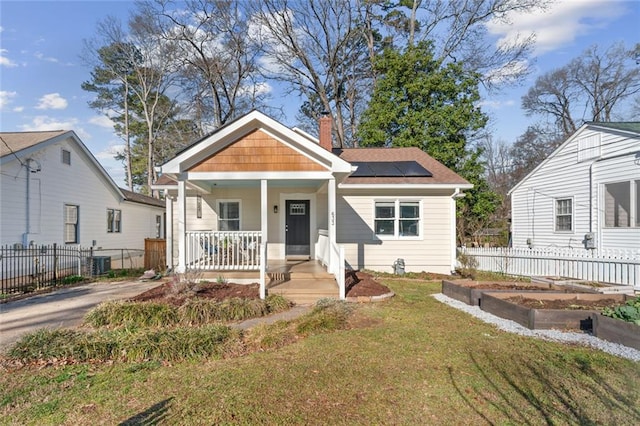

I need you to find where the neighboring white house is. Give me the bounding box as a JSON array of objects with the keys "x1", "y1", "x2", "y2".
[
  {"x1": 509, "y1": 122, "x2": 640, "y2": 251},
  {"x1": 0, "y1": 130, "x2": 165, "y2": 250},
  {"x1": 153, "y1": 110, "x2": 471, "y2": 297}
]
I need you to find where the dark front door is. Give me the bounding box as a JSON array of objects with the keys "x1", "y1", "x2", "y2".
[{"x1": 285, "y1": 200, "x2": 310, "y2": 258}]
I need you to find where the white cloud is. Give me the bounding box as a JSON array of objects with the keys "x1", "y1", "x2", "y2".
[
  {"x1": 95, "y1": 144, "x2": 125, "y2": 160},
  {"x1": 35, "y1": 93, "x2": 68, "y2": 110},
  {"x1": 13, "y1": 106, "x2": 24, "y2": 112},
  {"x1": 479, "y1": 99, "x2": 516, "y2": 110},
  {"x1": 34, "y1": 51, "x2": 59, "y2": 63},
  {"x1": 89, "y1": 115, "x2": 115, "y2": 128},
  {"x1": 18, "y1": 116, "x2": 88, "y2": 139},
  {"x1": 0, "y1": 49, "x2": 18, "y2": 67},
  {"x1": 487, "y1": 0, "x2": 628, "y2": 55},
  {"x1": 0, "y1": 90, "x2": 17, "y2": 109}
]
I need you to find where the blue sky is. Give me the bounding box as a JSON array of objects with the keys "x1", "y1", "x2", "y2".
[{"x1": 1, "y1": 0, "x2": 639, "y2": 186}]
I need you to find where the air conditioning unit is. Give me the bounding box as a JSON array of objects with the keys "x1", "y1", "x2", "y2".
[{"x1": 92, "y1": 256, "x2": 111, "y2": 275}]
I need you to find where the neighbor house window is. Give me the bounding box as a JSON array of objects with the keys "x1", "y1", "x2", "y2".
[
  {"x1": 62, "y1": 149, "x2": 71, "y2": 165},
  {"x1": 218, "y1": 200, "x2": 240, "y2": 231},
  {"x1": 555, "y1": 198, "x2": 573, "y2": 232},
  {"x1": 107, "y1": 209, "x2": 122, "y2": 233},
  {"x1": 64, "y1": 204, "x2": 79, "y2": 244},
  {"x1": 605, "y1": 181, "x2": 631, "y2": 227},
  {"x1": 374, "y1": 200, "x2": 421, "y2": 238},
  {"x1": 156, "y1": 215, "x2": 162, "y2": 238}
]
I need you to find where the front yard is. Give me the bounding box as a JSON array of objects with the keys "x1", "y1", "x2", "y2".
[{"x1": 1, "y1": 279, "x2": 639, "y2": 424}]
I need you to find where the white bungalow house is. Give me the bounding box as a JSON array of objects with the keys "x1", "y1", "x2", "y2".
[
  {"x1": 0, "y1": 130, "x2": 165, "y2": 253},
  {"x1": 154, "y1": 111, "x2": 471, "y2": 299},
  {"x1": 509, "y1": 122, "x2": 640, "y2": 252}
]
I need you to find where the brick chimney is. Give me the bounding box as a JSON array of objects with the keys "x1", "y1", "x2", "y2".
[{"x1": 319, "y1": 111, "x2": 332, "y2": 151}]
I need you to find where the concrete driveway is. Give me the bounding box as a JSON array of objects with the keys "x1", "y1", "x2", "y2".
[{"x1": 0, "y1": 280, "x2": 163, "y2": 353}]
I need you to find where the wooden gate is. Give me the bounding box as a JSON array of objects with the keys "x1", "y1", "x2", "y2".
[{"x1": 144, "y1": 238, "x2": 166, "y2": 271}]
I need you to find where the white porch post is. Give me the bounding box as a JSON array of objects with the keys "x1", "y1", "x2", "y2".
[
  {"x1": 328, "y1": 177, "x2": 337, "y2": 274},
  {"x1": 165, "y1": 194, "x2": 174, "y2": 271},
  {"x1": 259, "y1": 179, "x2": 268, "y2": 299},
  {"x1": 177, "y1": 178, "x2": 187, "y2": 273}
]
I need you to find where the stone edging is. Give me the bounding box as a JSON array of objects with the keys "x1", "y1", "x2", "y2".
[{"x1": 345, "y1": 291, "x2": 395, "y2": 303}]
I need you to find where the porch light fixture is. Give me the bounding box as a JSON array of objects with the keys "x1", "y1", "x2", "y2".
[{"x1": 273, "y1": 205, "x2": 278, "y2": 214}]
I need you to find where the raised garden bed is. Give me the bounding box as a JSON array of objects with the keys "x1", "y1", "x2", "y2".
[
  {"x1": 531, "y1": 277, "x2": 635, "y2": 295},
  {"x1": 441, "y1": 279, "x2": 573, "y2": 307},
  {"x1": 591, "y1": 314, "x2": 640, "y2": 350},
  {"x1": 481, "y1": 292, "x2": 628, "y2": 330}
]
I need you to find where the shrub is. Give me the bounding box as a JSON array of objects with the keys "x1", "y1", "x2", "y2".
[
  {"x1": 456, "y1": 251, "x2": 479, "y2": 279},
  {"x1": 60, "y1": 275, "x2": 85, "y2": 285},
  {"x1": 602, "y1": 297, "x2": 640, "y2": 325},
  {"x1": 84, "y1": 301, "x2": 179, "y2": 328},
  {"x1": 296, "y1": 299, "x2": 353, "y2": 335}
]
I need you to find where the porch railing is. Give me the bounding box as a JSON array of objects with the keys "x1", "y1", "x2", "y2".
[{"x1": 186, "y1": 231, "x2": 262, "y2": 270}]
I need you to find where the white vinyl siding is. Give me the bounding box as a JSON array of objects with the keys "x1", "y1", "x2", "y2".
[
  {"x1": 511, "y1": 125, "x2": 640, "y2": 251},
  {"x1": 338, "y1": 190, "x2": 452, "y2": 274}
]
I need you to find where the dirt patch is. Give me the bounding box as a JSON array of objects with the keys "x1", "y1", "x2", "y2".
[
  {"x1": 505, "y1": 296, "x2": 621, "y2": 310},
  {"x1": 130, "y1": 272, "x2": 391, "y2": 305},
  {"x1": 467, "y1": 283, "x2": 559, "y2": 291}
]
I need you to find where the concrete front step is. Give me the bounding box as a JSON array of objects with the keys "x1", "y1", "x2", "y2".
[{"x1": 268, "y1": 279, "x2": 339, "y2": 305}]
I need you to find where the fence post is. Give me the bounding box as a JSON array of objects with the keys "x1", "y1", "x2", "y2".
[{"x1": 52, "y1": 243, "x2": 57, "y2": 284}]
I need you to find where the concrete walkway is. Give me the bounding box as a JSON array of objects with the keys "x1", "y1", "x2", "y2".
[
  {"x1": 0, "y1": 280, "x2": 162, "y2": 353},
  {"x1": 0, "y1": 280, "x2": 313, "y2": 354}
]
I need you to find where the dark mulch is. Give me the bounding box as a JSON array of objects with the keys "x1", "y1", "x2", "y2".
[
  {"x1": 130, "y1": 271, "x2": 391, "y2": 305},
  {"x1": 345, "y1": 271, "x2": 391, "y2": 297}
]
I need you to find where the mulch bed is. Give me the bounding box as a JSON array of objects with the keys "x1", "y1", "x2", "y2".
[
  {"x1": 130, "y1": 271, "x2": 391, "y2": 305},
  {"x1": 504, "y1": 296, "x2": 621, "y2": 310}
]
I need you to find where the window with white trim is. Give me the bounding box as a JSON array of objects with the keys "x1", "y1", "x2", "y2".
[
  {"x1": 555, "y1": 198, "x2": 573, "y2": 232},
  {"x1": 605, "y1": 181, "x2": 632, "y2": 228},
  {"x1": 218, "y1": 200, "x2": 240, "y2": 231},
  {"x1": 64, "y1": 204, "x2": 79, "y2": 244},
  {"x1": 156, "y1": 215, "x2": 162, "y2": 238},
  {"x1": 374, "y1": 200, "x2": 420, "y2": 238},
  {"x1": 107, "y1": 209, "x2": 122, "y2": 233}
]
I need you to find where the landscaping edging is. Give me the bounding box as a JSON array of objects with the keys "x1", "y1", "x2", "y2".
[
  {"x1": 346, "y1": 291, "x2": 395, "y2": 303},
  {"x1": 531, "y1": 277, "x2": 635, "y2": 295},
  {"x1": 481, "y1": 292, "x2": 628, "y2": 330},
  {"x1": 591, "y1": 314, "x2": 640, "y2": 350},
  {"x1": 442, "y1": 279, "x2": 567, "y2": 306}
]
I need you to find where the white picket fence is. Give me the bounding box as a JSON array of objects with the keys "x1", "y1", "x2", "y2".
[{"x1": 460, "y1": 247, "x2": 640, "y2": 288}]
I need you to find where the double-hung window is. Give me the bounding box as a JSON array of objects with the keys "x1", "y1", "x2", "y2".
[
  {"x1": 374, "y1": 200, "x2": 420, "y2": 238},
  {"x1": 555, "y1": 198, "x2": 573, "y2": 232},
  {"x1": 218, "y1": 200, "x2": 240, "y2": 231},
  {"x1": 64, "y1": 204, "x2": 79, "y2": 244},
  {"x1": 107, "y1": 209, "x2": 122, "y2": 233}
]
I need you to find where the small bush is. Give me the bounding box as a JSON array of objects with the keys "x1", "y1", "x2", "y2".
[
  {"x1": 602, "y1": 296, "x2": 640, "y2": 325},
  {"x1": 265, "y1": 294, "x2": 292, "y2": 313},
  {"x1": 296, "y1": 299, "x2": 353, "y2": 335},
  {"x1": 60, "y1": 275, "x2": 85, "y2": 285},
  {"x1": 456, "y1": 251, "x2": 479, "y2": 279}
]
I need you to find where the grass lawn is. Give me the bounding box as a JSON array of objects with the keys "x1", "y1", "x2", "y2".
[{"x1": 1, "y1": 279, "x2": 639, "y2": 425}]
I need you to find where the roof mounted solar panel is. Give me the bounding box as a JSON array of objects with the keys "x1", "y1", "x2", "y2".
[{"x1": 350, "y1": 161, "x2": 432, "y2": 177}]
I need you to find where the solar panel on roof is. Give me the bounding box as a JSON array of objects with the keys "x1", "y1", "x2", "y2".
[{"x1": 350, "y1": 161, "x2": 432, "y2": 177}]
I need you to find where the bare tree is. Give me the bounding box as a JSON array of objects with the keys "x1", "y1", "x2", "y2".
[
  {"x1": 139, "y1": 0, "x2": 266, "y2": 130},
  {"x1": 251, "y1": 0, "x2": 373, "y2": 147},
  {"x1": 522, "y1": 42, "x2": 640, "y2": 137}
]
